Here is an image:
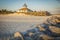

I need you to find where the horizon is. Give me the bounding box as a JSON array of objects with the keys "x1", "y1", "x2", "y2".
[{"x1": 0, "y1": 0, "x2": 60, "y2": 14}]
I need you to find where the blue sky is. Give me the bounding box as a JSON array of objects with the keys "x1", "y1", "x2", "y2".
[{"x1": 0, "y1": 0, "x2": 60, "y2": 13}]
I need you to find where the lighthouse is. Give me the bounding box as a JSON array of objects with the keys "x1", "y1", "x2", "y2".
[{"x1": 17, "y1": 3, "x2": 33, "y2": 13}]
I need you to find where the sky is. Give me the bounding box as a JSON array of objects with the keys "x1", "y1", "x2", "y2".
[{"x1": 0, "y1": 0, "x2": 60, "y2": 14}]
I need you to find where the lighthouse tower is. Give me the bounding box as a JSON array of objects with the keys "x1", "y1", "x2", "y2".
[{"x1": 23, "y1": 3, "x2": 27, "y2": 8}]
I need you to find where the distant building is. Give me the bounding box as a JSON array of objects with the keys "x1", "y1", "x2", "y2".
[
  {"x1": 17, "y1": 3, "x2": 50, "y2": 16},
  {"x1": 17, "y1": 3, "x2": 33, "y2": 13}
]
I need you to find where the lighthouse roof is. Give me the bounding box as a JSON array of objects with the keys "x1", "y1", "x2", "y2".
[{"x1": 23, "y1": 3, "x2": 27, "y2": 8}]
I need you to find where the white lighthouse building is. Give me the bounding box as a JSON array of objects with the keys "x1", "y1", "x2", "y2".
[{"x1": 17, "y1": 3, "x2": 33, "y2": 13}]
